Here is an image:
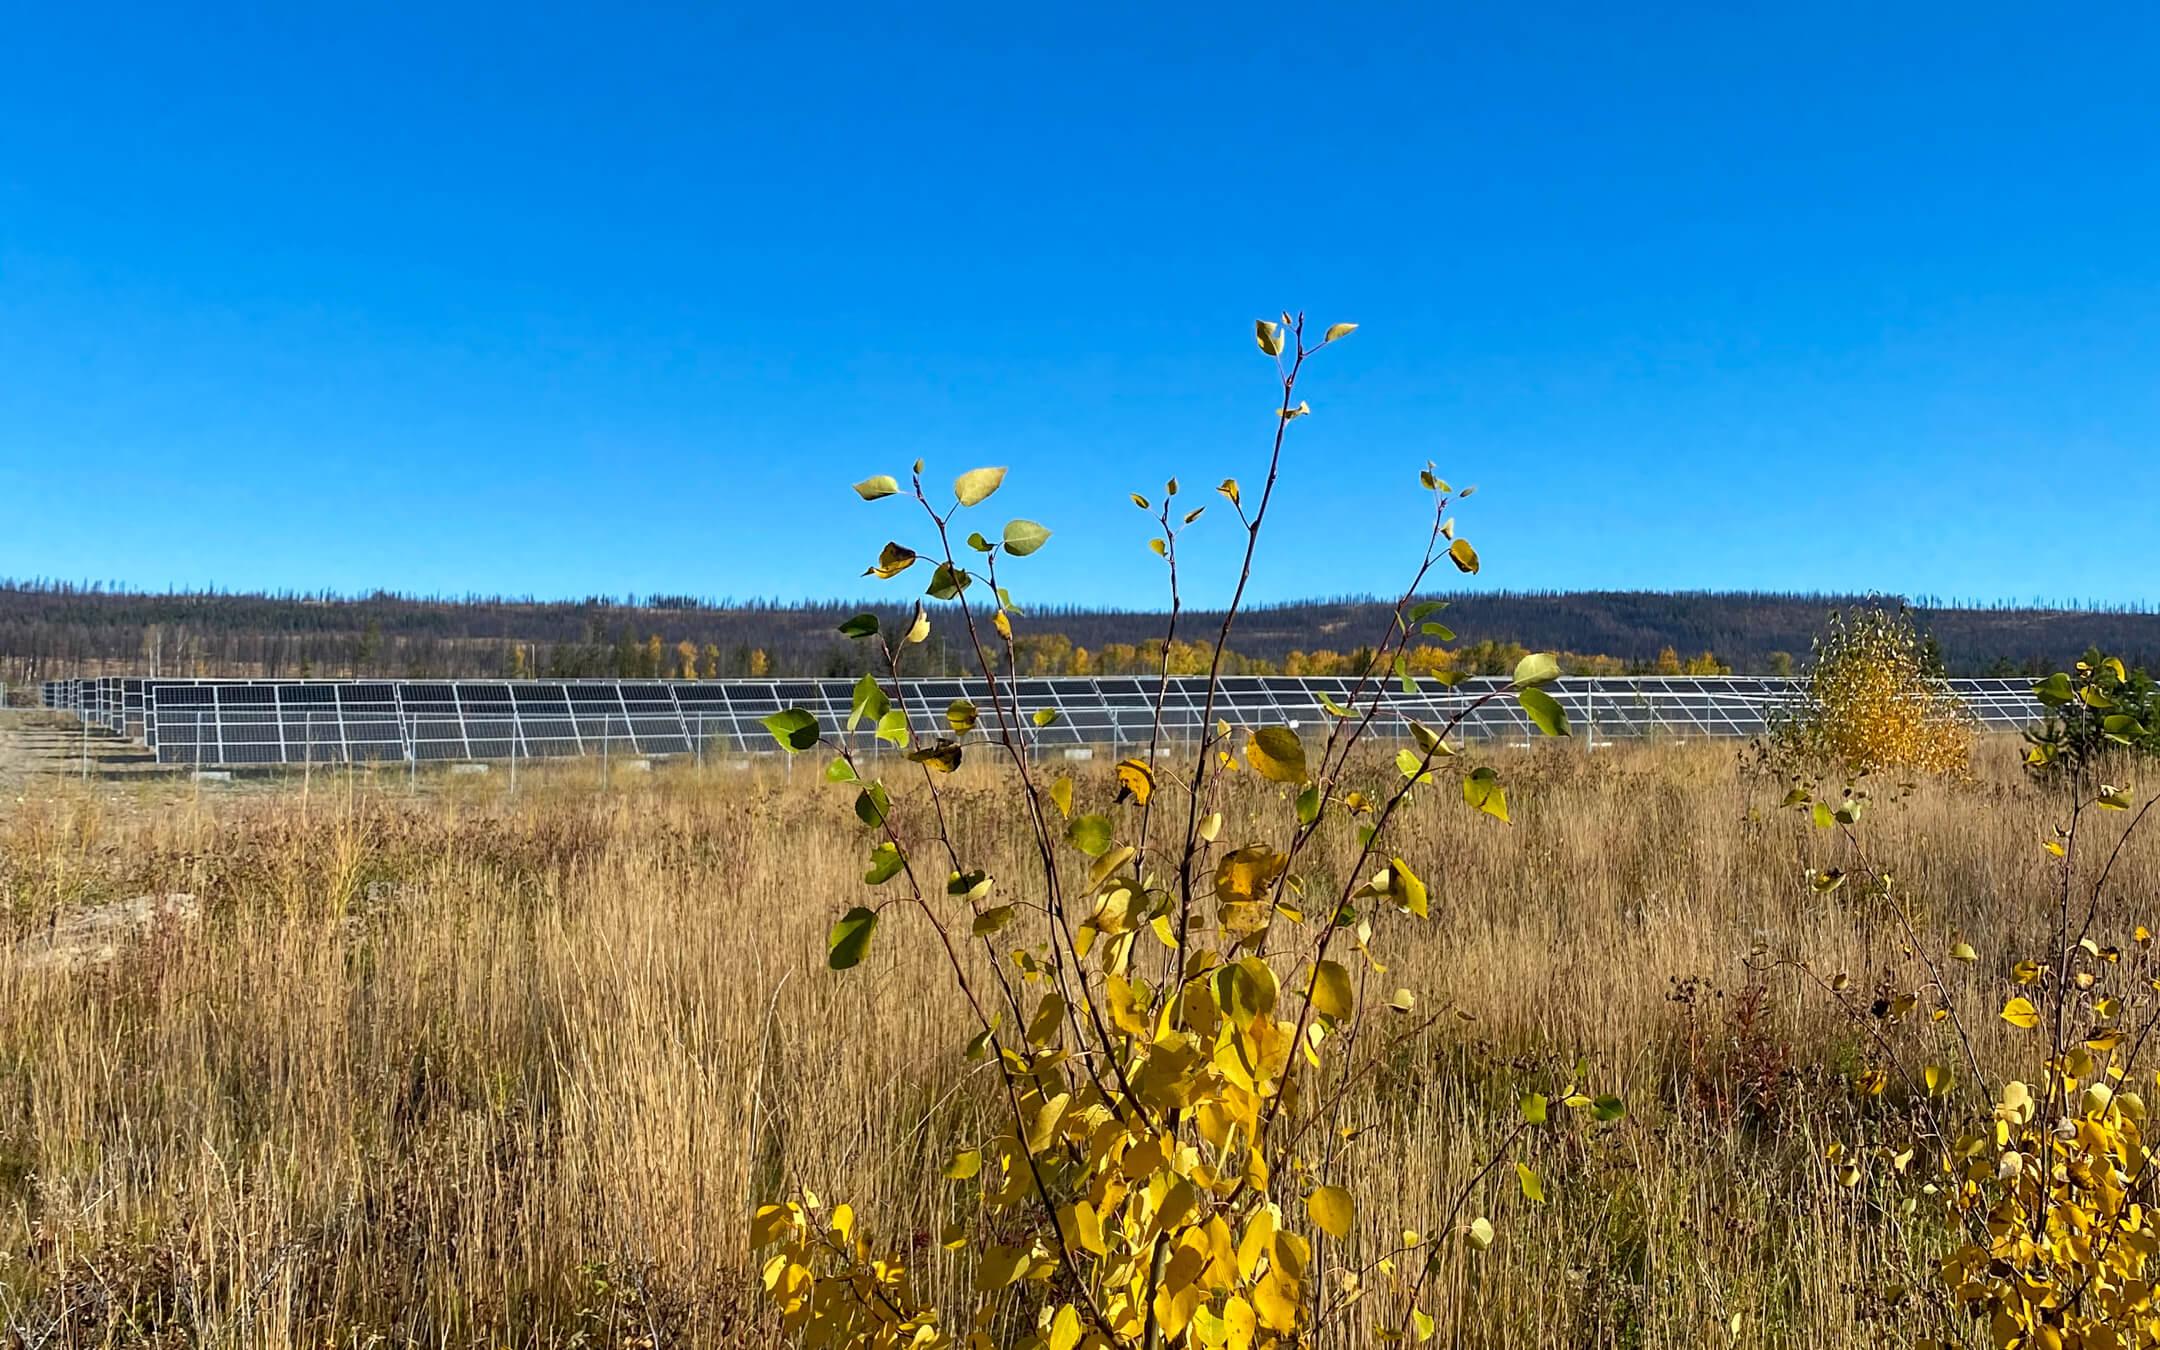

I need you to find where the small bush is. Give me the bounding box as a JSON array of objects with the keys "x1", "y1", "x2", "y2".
[{"x1": 1775, "y1": 603, "x2": 1972, "y2": 776}]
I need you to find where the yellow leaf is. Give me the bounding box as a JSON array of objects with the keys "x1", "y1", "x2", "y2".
[
  {"x1": 1311, "y1": 960, "x2": 1355, "y2": 1020},
  {"x1": 1949, "y1": 940, "x2": 1977, "y2": 962},
  {"x1": 1324, "y1": 322, "x2": 1358, "y2": 343},
  {"x1": 1222, "y1": 1295, "x2": 1257, "y2": 1350},
  {"x1": 1114, "y1": 757, "x2": 1155, "y2": 805},
  {"x1": 903, "y1": 602, "x2": 930, "y2": 645},
  {"x1": 1047, "y1": 1304, "x2": 1081, "y2": 1350},
  {"x1": 1254, "y1": 319, "x2": 1284, "y2": 357},
  {"x1": 1245, "y1": 727, "x2": 1309, "y2": 784},
  {"x1": 1049, "y1": 776, "x2": 1073, "y2": 819},
  {"x1": 943, "y1": 1148, "x2": 981, "y2": 1180},
  {"x1": 1307, "y1": 1185, "x2": 1355, "y2": 1239},
  {"x1": 992, "y1": 609, "x2": 1013, "y2": 641},
  {"x1": 1412, "y1": 1307, "x2": 1435, "y2": 1342},
  {"x1": 1447, "y1": 538, "x2": 1479, "y2": 574},
  {"x1": 1515, "y1": 1162, "x2": 1544, "y2": 1204},
  {"x1": 1465, "y1": 1216, "x2": 1494, "y2": 1250},
  {"x1": 2001, "y1": 996, "x2": 2041, "y2": 1030}
]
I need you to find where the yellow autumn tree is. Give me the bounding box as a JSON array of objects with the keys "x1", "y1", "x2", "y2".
[{"x1": 1778, "y1": 603, "x2": 1970, "y2": 775}]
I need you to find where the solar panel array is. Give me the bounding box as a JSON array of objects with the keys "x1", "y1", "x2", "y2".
[{"x1": 33, "y1": 673, "x2": 2053, "y2": 767}]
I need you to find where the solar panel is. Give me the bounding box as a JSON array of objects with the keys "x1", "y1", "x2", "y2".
[{"x1": 85, "y1": 674, "x2": 2050, "y2": 766}]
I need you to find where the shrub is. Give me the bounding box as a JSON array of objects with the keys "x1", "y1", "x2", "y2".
[
  {"x1": 2024, "y1": 650, "x2": 2160, "y2": 777},
  {"x1": 746, "y1": 316, "x2": 1618, "y2": 1348},
  {"x1": 1775, "y1": 603, "x2": 1972, "y2": 776},
  {"x1": 1784, "y1": 658, "x2": 2159, "y2": 1346}
]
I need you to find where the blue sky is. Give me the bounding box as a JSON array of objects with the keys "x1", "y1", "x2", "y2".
[{"x1": 3, "y1": 4, "x2": 2156, "y2": 610}]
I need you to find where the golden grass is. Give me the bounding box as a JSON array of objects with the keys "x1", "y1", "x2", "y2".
[{"x1": 0, "y1": 740, "x2": 2148, "y2": 1347}]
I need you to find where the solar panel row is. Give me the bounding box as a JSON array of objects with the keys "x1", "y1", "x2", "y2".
[{"x1": 32, "y1": 673, "x2": 2054, "y2": 768}]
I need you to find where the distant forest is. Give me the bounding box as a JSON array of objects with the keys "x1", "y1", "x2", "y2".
[{"x1": 4, "y1": 580, "x2": 2158, "y2": 690}]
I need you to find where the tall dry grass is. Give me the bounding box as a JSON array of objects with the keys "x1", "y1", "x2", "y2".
[{"x1": 0, "y1": 740, "x2": 2147, "y2": 1347}]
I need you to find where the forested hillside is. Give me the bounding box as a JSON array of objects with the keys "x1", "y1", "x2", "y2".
[{"x1": 4, "y1": 581, "x2": 2156, "y2": 687}]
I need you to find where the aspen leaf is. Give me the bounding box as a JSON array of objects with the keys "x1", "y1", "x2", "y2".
[
  {"x1": 1515, "y1": 1162, "x2": 1544, "y2": 1204},
  {"x1": 1511, "y1": 652, "x2": 1561, "y2": 687},
  {"x1": 1447, "y1": 538, "x2": 1480, "y2": 574},
  {"x1": 865, "y1": 541, "x2": 917, "y2": 579},
  {"x1": 1003, "y1": 519, "x2": 1052, "y2": 556},
  {"x1": 760, "y1": 708, "x2": 820, "y2": 752},
  {"x1": 1311, "y1": 960, "x2": 1355, "y2": 1020},
  {"x1": 1307, "y1": 1185, "x2": 1354, "y2": 1239},
  {"x1": 827, "y1": 906, "x2": 877, "y2": 970},
  {"x1": 1254, "y1": 319, "x2": 1284, "y2": 357},
  {"x1": 942, "y1": 1147, "x2": 981, "y2": 1180},
  {"x1": 1466, "y1": 1216, "x2": 1495, "y2": 1250},
  {"x1": 1246, "y1": 726, "x2": 1309, "y2": 784},
  {"x1": 1463, "y1": 767, "x2": 1509, "y2": 823},
  {"x1": 2001, "y1": 996, "x2": 2040, "y2": 1029},
  {"x1": 1324, "y1": 322, "x2": 1358, "y2": 342},
  {"x1": 1114, "y1": 757, "x2": 1155, "y2": 805},
  {"x1": 953, "y1": 466, "x2": 1007, "y2": 506},
  {"x1": 1518, "y1": 686, "x2": 1569, "y2": 737},
  {"x1": 852, "y1": 474, "x2": 900, "y2": 500},
  {"x1": 1067, "y1": 814, "x2": 1114, "y2": 857},
  {"x1": 1047, "y1": 1305, "x2": 1081, "y2": 1350}
]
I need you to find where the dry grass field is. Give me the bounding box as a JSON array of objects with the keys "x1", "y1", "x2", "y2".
[{"x1": 0, "y1": 734, "x2": 2148, "y2": 1347}]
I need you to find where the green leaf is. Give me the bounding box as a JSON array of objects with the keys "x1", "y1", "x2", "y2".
[
  {"x1": 827, "y1": 906, "x2": 878, "y2": 970},
  {"x1": 1518, "y1": 687, "x2": 1570, "y2": 737},
  {"x1": 837, "y1": 612, "x2": 879, "y2": 639},
  {"x1": 1032, "y1": 708, "x2": 1061, "y2": 728},
  {"x1": 853, "y1": 475, "x2": 901, "y2": 501},
  {"x1": 2033, "y1": 672, "x2": 2075, "y2": 706},
  {"x1": 1002, "y1": 519, "x2": 1053, "y2": 557},
  {"x1": 855, "y1": 783, "x2": 892, "y2": 828},
  {"x1": 824, "y1": 756, "x2": 857, "y2": 783},
  {"x1": 926, "y1": 563, "x2": 969, "y2": 600},
  {"x1": 954, "y1": 466, "x2": 1008, "y2": 506},
  {"x1": 1067, "y1": 814, "x2": 1114, "y2": 857},
  {"x1": 1592, "y1": 1094, "x2": 1626, "y2": 1122},
  {"x1": 1519, "y1": 1093, "x2": 1549, "y2": 1125},
  {"x1": 849, "y1": 673, "x2": 890, "y2": 732},
  {"x1": 1463, "y1": 767, "x2": 1509, "y2": 823},
  {"x1": 864, "y1": 842, "x2": 905, "y2": 885},
  {"x1": 875, "y1": 708, "x2": 912, "y2": 748},
  {"x1": 760, "y1": 708, "x2": 820, "y2": 753},
  {"x1": 1296, "y1": 784, "x2": 1321, "y2": 825},
  {"x1": 1511, "y1": 653, "x2": 1561, "y2": 688}
]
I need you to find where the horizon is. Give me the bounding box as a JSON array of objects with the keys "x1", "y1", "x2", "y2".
[
  {"x1": 6, "y1": 576, "x2": 2160, "y2": 619},
  {"x1": 5, "y1": 6, "x2": 2159, "y2": 606}
]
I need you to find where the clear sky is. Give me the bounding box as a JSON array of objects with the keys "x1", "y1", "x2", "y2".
[{"x1": 3, "y1": 5, "x2": 2156, "y2": 611}]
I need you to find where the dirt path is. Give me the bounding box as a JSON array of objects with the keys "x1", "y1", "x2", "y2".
[{"x1": 0, "y1": 710, "x2": 166, "y2": 790}]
